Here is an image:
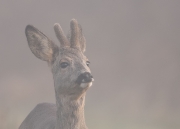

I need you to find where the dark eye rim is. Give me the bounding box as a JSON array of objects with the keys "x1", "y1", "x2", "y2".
[
  {"x1": 86, "y1": 61, "x2": 90, "y2": 67},
  {"x1": 60, "y1": 62, "x2": 69, "y2": 68}
]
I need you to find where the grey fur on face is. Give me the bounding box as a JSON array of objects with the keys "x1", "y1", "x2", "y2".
[{"x1": 52, "y1": 47, "x2": 91, "y2": 99}]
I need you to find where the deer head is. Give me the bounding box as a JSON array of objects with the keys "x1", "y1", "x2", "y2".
[{"x1": 25, "y1": 19, "x2": 93, "y2": 100}]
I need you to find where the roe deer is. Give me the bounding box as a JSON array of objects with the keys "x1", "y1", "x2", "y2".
[{"x1": 19, "y1": 19, "x2": 94, "y2": 129}]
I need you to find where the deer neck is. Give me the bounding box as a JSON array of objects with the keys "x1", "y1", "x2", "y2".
[{"x1": 55, "y1": 93, "x2": 87, "y2": 129}]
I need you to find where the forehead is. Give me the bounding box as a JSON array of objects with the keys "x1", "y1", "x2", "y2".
[{"x1": 59, "y1": 47, "x2": 87, "y2": 60}]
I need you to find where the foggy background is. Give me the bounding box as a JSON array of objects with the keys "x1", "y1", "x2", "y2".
[{"x1": 0, "y1": 0, "x2": 180, "y2": 129}]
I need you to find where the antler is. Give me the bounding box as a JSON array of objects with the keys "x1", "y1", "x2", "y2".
[
  {"x1": 54, "y1": 19, "x2": 86, "y2": 52},
  {"x1": 70, "y1": 19, "x2": 80, "y2": 49},
  {"x1": 78, "y1": 24, "x2": 86, "y2": 52},
  {"x1": 54, "y1": 23, "x2": 70, "y2": 47}
]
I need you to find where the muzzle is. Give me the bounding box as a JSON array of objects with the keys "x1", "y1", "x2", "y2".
[{"x1": 76, "y1": 72, "x2": 94, "y2": 84}]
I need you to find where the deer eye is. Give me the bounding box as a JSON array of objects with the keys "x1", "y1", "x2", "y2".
[
  {"x1": 60, "y1": 62, "x2": 69, "y2": 68},
  {"x1": 86, "y1": 61, "x2": 90, "y2": 67}
]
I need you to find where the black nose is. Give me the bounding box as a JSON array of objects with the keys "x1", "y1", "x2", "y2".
[{"x1": 76, "y1": 72, "x2": 93, "y2": 84}]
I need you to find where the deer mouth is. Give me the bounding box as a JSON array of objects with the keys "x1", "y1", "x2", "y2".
[
  {"x1": 79, "y1": 78, "x2": 94, "y2": 88},
  {"x1": 80, "y1": 81, "x2": 93, "y2": 88}
]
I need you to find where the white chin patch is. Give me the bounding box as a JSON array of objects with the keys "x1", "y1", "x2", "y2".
[{"x1": 80, "y1": 82, "x2": 92, "y2": 88}]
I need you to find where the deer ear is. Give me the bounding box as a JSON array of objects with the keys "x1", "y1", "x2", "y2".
[{"x1": 25, "y1": 25, "x2": 59, "y2": 63}]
